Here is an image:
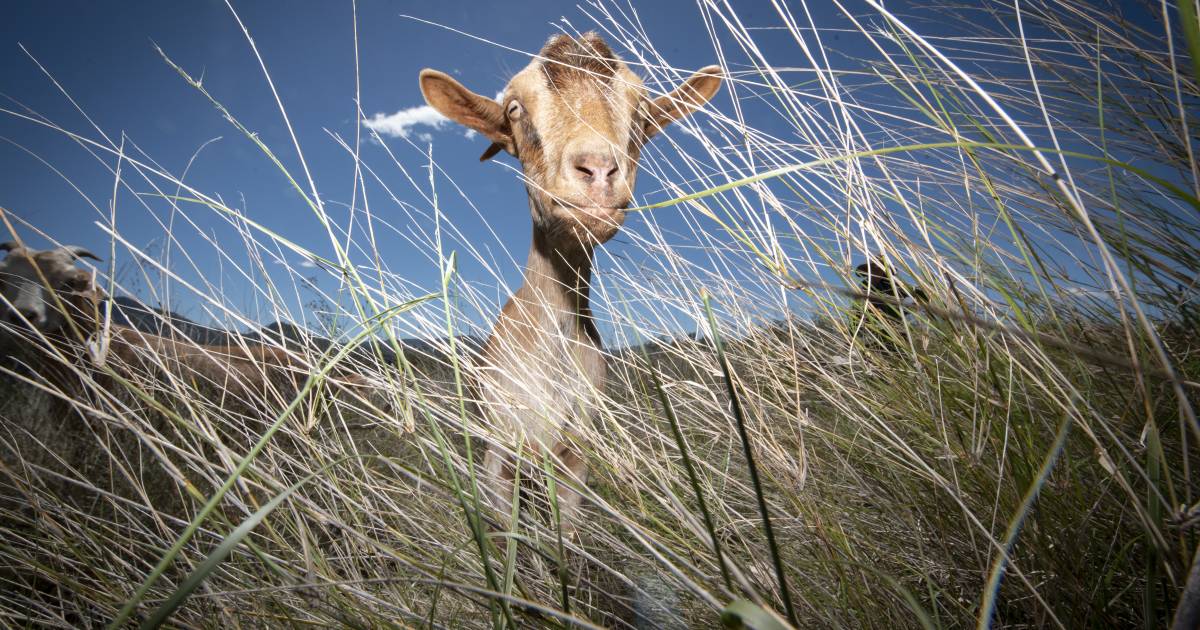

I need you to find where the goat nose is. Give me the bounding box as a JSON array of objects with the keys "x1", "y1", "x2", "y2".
[{"x1": 571, "y1": 153, "x2": 619, "y2": 189}]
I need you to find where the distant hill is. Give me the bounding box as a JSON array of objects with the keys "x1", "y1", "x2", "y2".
[
  {"x1": 106, "y1": 297, "x2": 482, "y2": 367},
  {"x1": 108, "y1": 297, "x2": 234, "y2": 346}
]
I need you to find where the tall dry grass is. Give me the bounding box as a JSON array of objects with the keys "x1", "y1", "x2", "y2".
[{"x1": 1, "y1": 0, "x2": 1198, "y2": 627}]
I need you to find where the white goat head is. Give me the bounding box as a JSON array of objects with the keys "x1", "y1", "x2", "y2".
[{"x1": 0, "y1": 242, "x2": 101, "y2": 337}]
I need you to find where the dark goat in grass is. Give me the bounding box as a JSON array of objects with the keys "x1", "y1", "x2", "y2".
[{"x1": 0, "y1": 241, "x2": 383, "y2": 405}]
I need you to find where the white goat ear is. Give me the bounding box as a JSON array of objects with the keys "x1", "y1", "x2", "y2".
[
  {"x1": 643, "y1": 65, "x2": 723, "y2": 139},
  {"x1": 419, "y1": 69, "x2": 513, "y2": 157}
]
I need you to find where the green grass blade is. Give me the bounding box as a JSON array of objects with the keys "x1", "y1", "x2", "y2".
[
  {"x1": 648, "y1": 358, "x2": 733, "y2": 594},
  {"x1": 1178, "y1": 0, "x2": 1200, "y2": 90},
  {"x1": 109, "y1": 294, "x2": 435, "y2": 628},
  {"x1": 140, "y1": 456, "x2": 359, "y2": 628},
  {"x1": 702, "y1": 289, "x2": 797, "y2": 626},
  {"x1": 720, "y1": 599, "x2": 794, "y2": 630},
  {"x1": 976, "y1": 413, "x2": 1073, "y2": 630},
  {"x1": 628, "y1": 141, "x2": 1200, "y2": 216}
]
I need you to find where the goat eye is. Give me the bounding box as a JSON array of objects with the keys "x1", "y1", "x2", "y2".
[{"x1": 507, "y1": 100, "x2": 524, "y2": 120}]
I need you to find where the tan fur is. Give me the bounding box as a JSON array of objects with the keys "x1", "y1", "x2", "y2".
[{"x1": 420, "y1": 33, "x2": 722, "y2": 528}]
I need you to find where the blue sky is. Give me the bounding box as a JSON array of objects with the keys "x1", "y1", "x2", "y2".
[
  {"x1": 2, "y1": 2, "x2": 1180, "y2": 340},
  {"x1": 2, "y1": 0, "x2": 860, "y2": 338}
]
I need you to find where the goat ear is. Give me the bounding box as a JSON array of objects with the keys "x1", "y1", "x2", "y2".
[
  {"x1": 419, "y1": 70, "x2": 512, "y2": 157},
  {"x1": 644, "y1": 65, "x2": 723, "y2": 139},
  {"x1": 479, "y1": 142, "x2": 504, "y2": 162},
  {"x1": 62, "y1": 246, "x2": 101, "y2": 262},
  {"x1": 0, "y1": 241, "x2": 17, "y2": 252}
]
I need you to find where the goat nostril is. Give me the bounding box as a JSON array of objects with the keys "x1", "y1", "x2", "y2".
[{"x1": 572, "y1": 154, "x2": 619, "y2": 188}]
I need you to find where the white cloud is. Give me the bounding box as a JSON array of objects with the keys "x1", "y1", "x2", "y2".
[
  {"x1": 364, "y1": 91, "x2": 506, "y2": 142},
  {"x1": 363, "y1": 104, "x2": 450, "y2": 139}
]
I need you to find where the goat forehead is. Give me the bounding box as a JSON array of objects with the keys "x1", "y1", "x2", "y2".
[
  {"x1": 529, "y1": 61, "x2": 642, "y2": 104},
  {"x1": 509, "y1": 32, "x2": 644, "y2": 114},
  {"x1": 0, "y1": 255, "x2": 36, "y2": 276},
  {"x1": 0, "y1": 252, "x2": 74, "y2": 280},
  {"x1": 540, "y1": 33, "x2": 614, "y2": 82},
  {"x1": 509, "y1": 65, "x2": 642, "y2": 144}
]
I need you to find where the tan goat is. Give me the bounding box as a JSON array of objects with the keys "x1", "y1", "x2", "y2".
[
  {"x1": 419, "y1": 33, "x2": 721, "y2": 528},
  {"x1": 0, "y1": 241, "x2": 377, "y2": 404}
]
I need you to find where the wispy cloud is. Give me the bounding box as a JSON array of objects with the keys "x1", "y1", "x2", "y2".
[
  {"x1": 363, "y1": 91, "x2": 506, "y2": 142},
  {"x1": 363, "y1": 104, "x2": 450, "y2": 139}
]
